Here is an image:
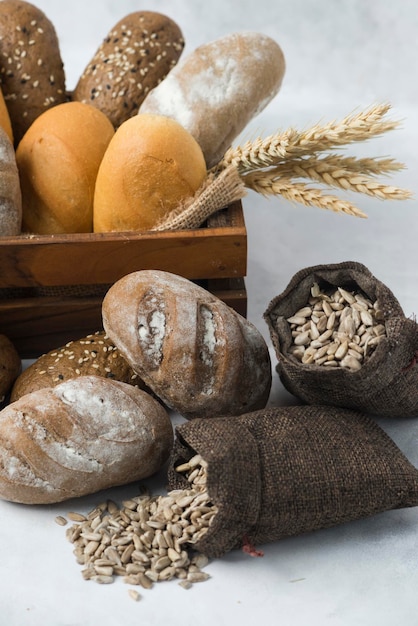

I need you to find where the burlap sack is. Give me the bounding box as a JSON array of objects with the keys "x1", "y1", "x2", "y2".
[
  {"x1": 264, "y1": 261, "x2": 418, "y2": 417},
  {"x1": 167, "y1": 405, "x2": 418, "y2": 559}
]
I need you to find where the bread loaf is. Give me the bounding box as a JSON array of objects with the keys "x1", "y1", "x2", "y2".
[
  {"x1": 0, "y1": 376, "x2": 173, "y2": 504},
  {"x1": 0, "y1": 334, "x2": 21, "y2": 403},
  {"x1": 16, "y1": 101, "x2": 115, "y2": 234},
  {"x1": 0, "y1": 0, "x2": 67, "y2": 146},
  {"x1": 93, "y1": 114, "x2": 207, "y2": 232},
  {"x1": 0, "y1": 125, "x2": 22, "y2": 235},
  {"x1": 0, "y1": 86, "x2": 13, "y2": 144},
  {"x1": 10, "y1": 331, "x2": 148, "y2": 402},
  {"x1": 73, "y1": 11, "x2": 184, "y2": 128},
  {"x1": 140, "y1": 32, "x2": 285, "y2": 168},
  {"x1": 102, "y1": 270, "x2": 272, "y2": 419}
]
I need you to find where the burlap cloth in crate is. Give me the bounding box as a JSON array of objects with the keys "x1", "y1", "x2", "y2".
[
  {"x1": 264, "y1": 261, "x2": 418, "y2": 417},
  {"x1": 167, "y1": 405, "x2": 418, "y2": 558}
]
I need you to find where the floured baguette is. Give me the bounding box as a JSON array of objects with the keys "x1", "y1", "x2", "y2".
[{"x1": 0, "y1": 376, "x2": 173, "y2": 504}]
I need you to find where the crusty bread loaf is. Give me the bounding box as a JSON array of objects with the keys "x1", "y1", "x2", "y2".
[
  {"x1": 102, "y1": 270, "x2": 272, "y2": 419},
  {"x1": 0, "y1": 0, "x2": 67, "y2": 146},
  {"x1": 0, "y1": 375, "x2": 173, "y2": 504},
  {"x1": 140, "y1": 32, "x2": 285, "y2": 168},
  {"x1": 0, "y1": 125, "x2": 22, "y2": 235},
  {"x1": 93, "y1": 114, "x2": 207, "y2": 232},
  {"x1": 0, "y1": 334, "x2": 21, "y2": 403},
  {"x1": 16, "y1": 101, "x2": 115, "y2": 234},
  {"x1": 0, "y1": 86, "x2": 13, "y2": 144},
  {"x1": 10, "y1": 331, "x2": 148, "y2": 402},
  {"x1": 73, "y1": 11, "x2": 184, "y2": 128}
]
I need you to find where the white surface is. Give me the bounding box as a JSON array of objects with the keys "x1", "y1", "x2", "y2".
[{"x1": 1, "y1": 1, "x2": 418, "y2": 624}]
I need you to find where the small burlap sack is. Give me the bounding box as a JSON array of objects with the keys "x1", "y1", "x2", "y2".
[
  {"x1": 264, "y1": 261, "x2": 418, "y2": 417},
  {"x1": 167, "y1": 405, "x2": 418, "y2": 559}
]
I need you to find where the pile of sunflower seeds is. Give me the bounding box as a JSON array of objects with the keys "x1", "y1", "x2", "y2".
[
  {"x1": 59, "y1": 454, "x2": 217, "y2": 592},
  {"x1": 287, "y1": 283, "x2": 386, "y2": 371}
]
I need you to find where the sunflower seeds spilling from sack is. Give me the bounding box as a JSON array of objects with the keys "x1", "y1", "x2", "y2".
[
  {"x1": 64, "y1": 455, "x2": 217, "y2": 589},
  {"x1": 287, "y1": 282, "x2": 387, "y2": 371}
]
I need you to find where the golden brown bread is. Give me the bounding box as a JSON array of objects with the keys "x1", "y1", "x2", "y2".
[
  {"x1": 0, "y1": 86, "x2": 13, "y2": 144},
  {"x1": 0, "y1": 375, "x2": 173, "y2": 504},
  {"x1": 0, "y1": 0, "x2": 67, "y2": 146},
  {"x1": 140, "y1": 31, "x2": 286, "y2": 168},
  {"x1": 0, "y1": 125, "x2": 22, "y2": 235},
  {"x1": 0, "y1": 334, "x2": 21, "y2": 403},
  {"x1": 16, "y1": 101, "x2": 115, "y2": 234},
  {"x1": 73, "y1": 11, "x2": 184, "y2": 128},
  {"x1": 102, "y1": 270, "x2": 272, "y2": 419},
  {"x1": 10, "y1": 331, "x2": 148, "y2": 402},
  {"x1": 93, "y1": 114, "x2": 207, "y2": 232}
]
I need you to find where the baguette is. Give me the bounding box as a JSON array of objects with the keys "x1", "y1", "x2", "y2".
[{"x1": 0, "y1": 376, "x2": 173, "y2": 504}]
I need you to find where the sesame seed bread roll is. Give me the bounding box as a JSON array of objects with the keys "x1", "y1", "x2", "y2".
[
  {"x1": 0, "y1": 125, "x2": 22, "y2": 235},
  {"x1": 16, "y1": 101, "x2": 115, "y2": 234},
  {"x1": 10, "y1": 331, "x2": 149, "y2": 403},
  {"x1": 73, "y1": 11, "x2": 184, "y2": 129},
  {"x1": 0, "y1": 376, "x2": 174, "y2": 504},
  {"x1": 102, "y1": 270, "x2": 272, "y2": 419},
  {"x1": 0, "y1": 0, "x2": 67, "y2": 146},
  {"x1": 93, "y1": 114, "x2": 207, "y2": 233},
  {"x1": 140, "y1": 32, "x2": 286, "y2": 168}
]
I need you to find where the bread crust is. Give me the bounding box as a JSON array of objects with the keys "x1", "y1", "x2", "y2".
[
  {"x1": 0, "y1": 376, "x2": 173, "y2": 504},
  {"x1": 0, "y1": 334, "x2": 21, "y2": 403},
  {"x1": 73, "y1": 11, "x2": 184, "y2": 128},
  {"x1": 0, "y1": 125, "x2": 22, "y2": 235},
  {"x1": 102, "y1": 270, "x2": 272, "y2": 419},
  {"x1": 0, "y1": 0, "x2": 67, "y2": 146}
]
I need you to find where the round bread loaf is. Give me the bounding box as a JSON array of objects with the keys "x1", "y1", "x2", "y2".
[
  {"x1": 0, "y1": 87, "x2": 13, "y2": 144},
  {"x1": 0, "y1": 375, "x2": 174, "y2": 504},
  {"x1": 93, "y1": 114, "x2": 207, "y2": 232},
  {"x1": 10, "y1": 331, "x2": 148, "y2": 402},
  {"x1": 140, "y1": 32, "x2": 286, "y2": 168},
  {"x1": 73, "y1": 11, "x2": 184, "y2": 128},
  {"x1": 102, "y1": 270, "x2": 272, "y2": 419},
  {"x1": 0, "y1": 0, "x2": 67, "y2": 146},
  {"x1": 0, "y1": 334, "x2": 21, "y2": 403},
  {"x1": 0, "y1": 125, "x2": 22, "y2": 235},
  {"x1": 16, "y1": 101, "x2": 115, "y2": 234}
]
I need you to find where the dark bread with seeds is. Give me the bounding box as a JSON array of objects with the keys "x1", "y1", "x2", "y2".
[
  {"x1": 10, "y1": 331, "x2": 148, "y2": 403},
  {"x1": 0, "y1": 0, "x2": 67, "y2": 146},
  {"x1": 72, "y1": 11, "x2": 184, "y2": 128},
  {"x1": 0, "y1": 334, "x2": 21, "y2": 403}
]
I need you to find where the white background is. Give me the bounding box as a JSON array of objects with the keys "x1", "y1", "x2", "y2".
[{"x1": 1, "y1": 1, "x2": 418, "y2": 624}]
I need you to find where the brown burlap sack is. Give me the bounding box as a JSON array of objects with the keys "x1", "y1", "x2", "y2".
[
  {"x1": 264, "y1": 261, "x2": 418, "y2": 417},
  {"x1": 167, "y1": 405, "x2": 418, "y2": 559}
]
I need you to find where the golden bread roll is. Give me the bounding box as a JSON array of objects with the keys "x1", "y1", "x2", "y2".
[
  {"x1": 73, "y1": 11, "x2": 184, "y2": 128},
  {"x1": 0, "y1": 87, "x2": 13, "y2": 144},
  {"x1": 93, "y1": 114, "x2": 207, "y2": 232},
  {"x1": 0, "y1": 375, "x2": 173, "y2": 504},
  {"x1": 10, "y1": 331, "x2": 149, "y2": 402},
  {"x1": 140, "y1": 31, "x2": 286, "y2": 168},
  {"x1": 0, "y1": 0, "x2": 67, "y2": 146},
  {"x1": 0, "y1": 125, "x2": 22, "y2": 235},
  {"x1": 16, "y1": 101, "x2": 115, "y2": 234},
  {"x1": 102, "y1": 270, "x2": 272, "y2": 419}
]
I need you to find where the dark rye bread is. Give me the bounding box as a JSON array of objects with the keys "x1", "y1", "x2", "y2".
[
  {"x1": 0, "y1": 0, "x2": 67, "y2": 146},
  {"x1": 0, "y1": 334, "x2": 21, "y2": 403},
  {"x1": 10, "y1": 331, "x2": 148, "y2": 402},
  {"x1": 72, "y1": 11, "x2": 184, "y2": 128}
]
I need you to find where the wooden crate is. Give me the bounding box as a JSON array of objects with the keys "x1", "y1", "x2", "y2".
[{"x1": 0, "y1": 201, "x2": 247, "y2": 358}]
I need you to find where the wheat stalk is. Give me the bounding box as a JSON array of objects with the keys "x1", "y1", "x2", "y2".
[
  {"x1": 218, "y1": 103, "x2": 400, "y2": 174},
  {"x1": 243, "y1": 172, "x2": 368, "y2": 218}
]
